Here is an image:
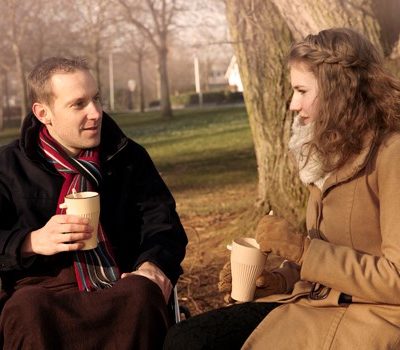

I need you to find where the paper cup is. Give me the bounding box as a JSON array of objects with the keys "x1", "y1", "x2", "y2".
[
  {"x1": 229, "y1": 237, "x2": 267, "y2": 302},
  {"x1": 59, "y1": 191, "x2": 100, "y2": 250}
]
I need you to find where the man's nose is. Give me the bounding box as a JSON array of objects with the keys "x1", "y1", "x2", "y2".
[{"x1": 87, "y1": 102, "x2": 102, "y2": 120}]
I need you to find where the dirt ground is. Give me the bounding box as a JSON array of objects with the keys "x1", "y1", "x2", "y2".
[
  {"x1": 177, "y1": 214, "x2": 231, "y2": 316},
  {"x1": 175, "y1": 184, "x2": 261, "y2": 318}
]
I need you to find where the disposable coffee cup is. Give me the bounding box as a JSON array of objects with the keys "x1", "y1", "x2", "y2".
[
  {"x1": 59, "y1": 191, "x2": 100, "y2": 250},
  {"x1": 228, "y1": 237, "x2": 267, "y2": 302}
]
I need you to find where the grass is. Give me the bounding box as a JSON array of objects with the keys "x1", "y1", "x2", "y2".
[
  {"x1": 112, "y1": 106, "x2": 258, "y2": 217},
  {"x1": 0, "y1": 126, "x2": 20, "y2": 145}
]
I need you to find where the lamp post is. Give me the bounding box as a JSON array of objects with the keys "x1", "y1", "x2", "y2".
[
  {"x1": 127, "y1": 79, "x2": 136, "y2": 111},
  {"x1": 194, "y1": 55, "x2": 203, "y2": 106}
]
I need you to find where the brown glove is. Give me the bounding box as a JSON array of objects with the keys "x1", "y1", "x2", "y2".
[
  {"x1": 218, "y1": 261, "x2": 287, "y2": 303},
  {"x1": 255, "y1": 215, "x2": 310, "y2": 265}
]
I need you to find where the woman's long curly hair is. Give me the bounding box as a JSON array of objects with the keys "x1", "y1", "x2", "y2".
[{"x1": 289, "y1": 27, "x2": 400, "y2": 172}]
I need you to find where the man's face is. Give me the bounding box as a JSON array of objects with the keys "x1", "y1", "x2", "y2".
[{"x1": 43, "y1": 70, "x2": 102, "y2": 156}]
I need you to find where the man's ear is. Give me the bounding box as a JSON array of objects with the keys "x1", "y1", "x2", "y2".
[{"x1": 32, "y1": 102, "x2": 52, "y2": 125}]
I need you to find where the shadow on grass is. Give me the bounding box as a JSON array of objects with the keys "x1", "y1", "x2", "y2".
[{"x1": 156, "y1": 145, "x2": 257, "y2": 193}]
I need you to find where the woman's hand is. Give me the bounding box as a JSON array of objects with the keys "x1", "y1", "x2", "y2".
[
  {"x1": 255, "y1": 215, "x2": 310, "y2": 265},
  {"x1": 218, "y1": 261, "x2": 287, "y2": 303}
]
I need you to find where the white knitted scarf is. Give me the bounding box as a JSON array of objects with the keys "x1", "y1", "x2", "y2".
[{"x1": 288, "y1": 116, "x2": 330, "y2": 190}]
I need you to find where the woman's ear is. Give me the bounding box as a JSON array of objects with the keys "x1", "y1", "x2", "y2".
[{"x1": 32, "y1": 102, "x2": 52, "y2": 125}]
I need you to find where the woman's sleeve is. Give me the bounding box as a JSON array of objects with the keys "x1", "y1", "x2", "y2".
[{"x1": 272, "y1": 260, "x2": 300, "y2": 292}]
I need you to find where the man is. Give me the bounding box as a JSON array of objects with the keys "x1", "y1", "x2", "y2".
[{"x1": 0, "y1": 57, "x2": 187, "y2": 349}]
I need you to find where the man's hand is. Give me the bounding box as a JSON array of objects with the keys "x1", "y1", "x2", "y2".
[
  {"x1": 218, "y1": 261, "x2": 287, "y2": 303},
  {"x1": 21, "y1": 215, "x2": 93, "y2": 256},
  {"x1": 121, "y1": 261, "x2": 172, "y2": 303},
  {"x1": 255, "y1": 215, "x2": 310, "y2": 265}
]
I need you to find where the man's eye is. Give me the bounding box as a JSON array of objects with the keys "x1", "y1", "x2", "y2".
[{"x1": 73, "y1": 101, "x2": 86, "y2": 109}]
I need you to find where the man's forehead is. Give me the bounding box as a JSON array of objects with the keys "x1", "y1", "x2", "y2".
[{"x1": 50, "y1": 70, "x2": 97, "y2": 100}]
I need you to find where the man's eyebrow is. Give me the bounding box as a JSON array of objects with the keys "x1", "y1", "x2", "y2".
[
  {"x1": 66, "y1": 91, "x2": 100, "y2": 105},
  {"x1": 66, "y1": 96, "x2": 85, "y2": 105}
]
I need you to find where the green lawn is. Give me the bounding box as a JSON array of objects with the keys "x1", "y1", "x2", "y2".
[
  {"x1": 0, "y1": 105, "x2": 258, "y2": 216},
  {"x1": 114, "y1": 106, "x2": 256, "y2": 189}
]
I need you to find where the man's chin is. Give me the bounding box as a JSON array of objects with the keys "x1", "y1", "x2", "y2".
[{"x1": 81, "y1": 139, "x2": 101, "y2": 150}]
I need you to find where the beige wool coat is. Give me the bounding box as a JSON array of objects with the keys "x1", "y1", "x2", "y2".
[{"x1": 243, "y1": 132, "x2": 400, "y2": 349}]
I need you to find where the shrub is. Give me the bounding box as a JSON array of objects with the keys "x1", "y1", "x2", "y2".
[
  {"x1": 148, "y1": 100, "x2": 160, "y2": 107},
  {"x1": 224, "y1": 91, "x2": 244, "y2": 103},
  {"x1": 171, "y1": 91, "x2": 238, "y2": 107}
]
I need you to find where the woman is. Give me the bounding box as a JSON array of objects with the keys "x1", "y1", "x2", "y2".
[{"x1": 164, "y1": 27, "x2": 400, "y2": 349}]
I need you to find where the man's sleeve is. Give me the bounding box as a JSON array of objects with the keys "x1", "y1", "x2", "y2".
[
  {"x1": 131, "y1": 145, "x2": 188, "y2": 286},
  {"x1": 0, "y1": 181, "x2": 33, "y2": 271}
]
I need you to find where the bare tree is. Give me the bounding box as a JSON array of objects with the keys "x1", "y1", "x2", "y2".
[
  {"x1": 116, "y1": 0, "x2": 185, "y2": 118},
  {"x1": 1, "y1": 0, "x2": 46, "y2": 121},
  {"x1": 119, "y1": 27, "x2": 154, "y2": 112},
  {"x1": 0, "y1": 33, "x2": 14, "y2": 130},
  {"x1": 61, "y1": 0, "x2": 118, "y2": 93},
  {"x1": 225, "y1": 0, "x2": 400, "y2": 228}
]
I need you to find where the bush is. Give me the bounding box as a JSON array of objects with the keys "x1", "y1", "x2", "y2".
[
  {"x1": 148, "y1": 100, "x2": 160, "y2": 108},
  {"x1": 224, "y1": 91, "x2": 244, "y2": 103},
  {"x1": 171, "y1": 91, "x2": 243, "y2": 107},
  {"x1": 3, "y1": 106, "x2": 22, "y2": 117},
  {"x1": 203, "y1": 91, "x2": 226, "y2": 104},
  {"x1": 171, "y1": 93, "x2": 198, "y2": 106}
]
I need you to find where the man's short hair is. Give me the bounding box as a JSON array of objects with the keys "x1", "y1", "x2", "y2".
[{"x1": 27, "y1": 57, "x2": 90, "y2": 106}]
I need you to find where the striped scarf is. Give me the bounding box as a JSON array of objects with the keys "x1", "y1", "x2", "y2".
[{"x1": 38, "y1": 126, "x2": 120, "y2": 291}]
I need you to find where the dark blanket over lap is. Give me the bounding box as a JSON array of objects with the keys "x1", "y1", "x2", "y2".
[{"x1": 0, "y1": 267, "x2": 170, "y2": 350}]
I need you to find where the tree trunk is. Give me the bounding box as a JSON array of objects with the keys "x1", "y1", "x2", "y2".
[
  {"x1": 270, "y1": 0, "x2": 382, "y2": 51},
  {"x1": 0, "y1": 72, "x2": 4, "y2": 131},
  {"x1": 3, "y1": 70, "x2": 10, "y2": 113},
  {"x1": 94, "y1": 55, "x2": 101, "y2": 94},
  {"x1": 158, "y1": 44, "x2": 173, "y2": 118},
  {"x1": 137, "y1": 55, "x2": 145, "y2": 113},
  {"x1": 226, "y1": 0, "x2": 307, "y2": 229},
  {"x1": 12, "y1": 43, "x2": 27, "y2": 122},
  {"x1": 225, "y1": 0, "x2": 393, "y2": 229}
]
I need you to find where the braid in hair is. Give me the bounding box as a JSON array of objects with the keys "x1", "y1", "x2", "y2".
[{"x1": 288, "y1": 27, "x2": 400, "y2": 172}]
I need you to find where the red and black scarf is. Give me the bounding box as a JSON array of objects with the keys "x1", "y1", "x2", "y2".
[{"x1": 38, "y1": 126, "x2": 120, "y2": 291}]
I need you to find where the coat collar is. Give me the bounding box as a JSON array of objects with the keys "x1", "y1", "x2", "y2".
[
  {"x1": 20, "y1": 112, "x2": 128, "y2": 164},
  {"x1": 321, "y1": 131, "x2": 376, "y2": 194}
]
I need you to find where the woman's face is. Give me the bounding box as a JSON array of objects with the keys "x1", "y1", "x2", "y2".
[{"x1": 289, "y1": 64, "x2": 319, "y2": 125}]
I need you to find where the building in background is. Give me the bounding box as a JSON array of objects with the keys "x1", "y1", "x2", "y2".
[{"x1": 225, "y1": 56, "x2": 243, "y2": 92}]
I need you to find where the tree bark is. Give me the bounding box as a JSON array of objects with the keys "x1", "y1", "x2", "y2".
[
  {"x1": 270, "y1": 0, "x2": 382, "y2": 51},
  {"x1": 0, "y1": 72, "x2": 4, "y2": 131},
  {"x1": 13, "y1": 43, "x2": 28, "y2": 122},
  {"x1": 226, "y1": 0, "x2": 307, "y2": 228},
  {"x1": 225, "y1": 0, "x2": 396, "y2": 229},
  {"x1": 137, "y1": 54, "x2": 145, "y2": 113},
  {"x1": 117, "y1": 0, "x2": 176, "y2": 118},
  {"x1": 158, "y1": 45, "x2": 172, "y2": 118}
]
